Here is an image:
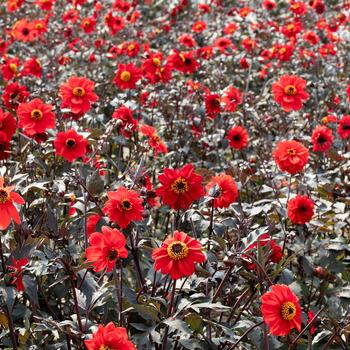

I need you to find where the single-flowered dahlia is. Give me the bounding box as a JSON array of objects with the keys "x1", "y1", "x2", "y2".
[
  {"x1": 140, "y1": 124, "x2": 168, "y2": 155},
  {"x1": 17, "y1": 98, "x2": 56, "y2": 135},
  {"x1": 114, "y1": 63, "x2": 142, "y2": 90},
  {"x1": 261, "y1": 284, "x2": 302, "y2": 336},
  {"x1": 243, "y1": 234, "x2": 282, "y2": 270},
  {"x1": 2, "y1": 82, "x2": 29, "y2": 110},
  {"x1": 0, "y1": 108, "x2": 16, "y2": 140},
  {"x1": 103, "y1": 187, "x2": 144, "y2": 229},
  {"x1": 337, "y1": 115, "x2": 350, "y2": 139},
  {"x1": 311, "y1": 125, "x2": 333, "y2": 152},
  {"x1": 152, "y1": 230, "x2": 206, "y2": 280},
  {"x1": 273, "y1": 140, "x2": 309, "y2": 174},
  {"x1": 85, "y1": 226, "x2": 128, "y2": 272},
  {"x1": 206, "y1": 174, "x2": 238, "y2": 208},
  {"x1": 156, "y1": 164, "x2": 205, "y2": 210},
  {"x1": 0, "y1": 176, "x2": 25, "y2": 230},
  {"x1": 54, "y1": 129, "x2": 88, "y2": 162},
  {"x1": 222, "y1": 86, "x2": 242, "y2": 112},
  {"x1": 85, "y1": 322, "x2": 136, "y2": 350},
  {"x1": 11, "y1": 19, "x2": 37, "y2": 42},
  {"x1": 205, "y1": 93, "x2": 221, "y2": 118},
  {"x1": 59, "y1": 76, "x2": 98, "y2": 114},
  {"x1": 272, "y1": 75, "x2": 309, "y2": 112},
  {"x1": 287, "y1": 195, "x2": 314, "y2": 225},
  {"x1": 226, "y1": 126, "x2": 249, "y2": 150}
]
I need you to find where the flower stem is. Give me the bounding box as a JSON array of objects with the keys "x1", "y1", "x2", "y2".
[{"x1": 161, "y1": 280, "x2": 176, "y2": 350}]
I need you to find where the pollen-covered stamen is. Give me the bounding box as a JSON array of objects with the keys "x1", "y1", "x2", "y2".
[
  {"x1": 167, "y1": 241, "x2": 189, "y2": 260},
  {"x1": 107, "y1": 249, "x2": 118, "y2": 261},
  {"x1": 171, "y1": 178, "x2": 189, "y2": 194},
  {"x1": 152, "y1": 134, "x2": 160, "y2": 143},
  {"x1": 0, "y1": 188, "x2": 10, "y2": 203},
  {"x1": 284, "y1": 85, "x2": 297, "y2": 96},
  {"x1": 72, "y1": 87, "x2": 85, "y2": 97},
  {"x1": 153, "y1": 58, "x2": 161, "y2": 67},
  {"x1": 281, "y1": 301, "x2": 297, "y2": 321},
  {"x1": 9, "y1": 63, "x2": 17, "y2": 73},
  {"x1": 120, "y1": 71, "x2": 131, "y2": 82},
  {"x1": 30, "y1": 109, "x2": 43, "y2": 121},
  {"x1": 287, "y1": 148, "x2": 296, "y2": 155},
  {"x1": 99, "y1": 346, "x2": 115, "y2": 350},
  {"x1": 65, "y1": 138, "x2": 76, "y2": 149},
  {"x1": 121, "y1": 199, "x2": 132, "y2": 211}
]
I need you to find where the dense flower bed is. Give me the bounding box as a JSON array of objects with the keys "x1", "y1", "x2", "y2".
[{"x1": 0, "y1": 0, "x2": 350, "y2": 349}]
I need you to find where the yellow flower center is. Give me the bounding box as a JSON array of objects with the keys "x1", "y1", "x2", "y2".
[
  {"x1": 121, "y1": 199, "x2": 132, "y2": 211},
  {"x1": 120, "y1": 71, "x2": 131, "y2": 82},
  {"x1": 279, "y1": 47, "x2": 286, "y2": 54},
  {"x1": 128, "y1": 44, "x2": 135, "y2": 51},
  {"x1": 284, "y1": 85, "x2": 297, "y2": 96},
  {"x1": 35, "y1": 59, "x2": 42, "y2": 67},
  {"x1": 83, "y1": 21, "x2": 91, "y2": 27},
  {"x1": 287, "y1": 148, "x2": 296, "y2": 156},
  {"x1": 99, "y1": 346, "x2": 115, "y2": 350},
  {"x1": 9, "y1": 63, "x2": 17, "y2": 73},
  {"x1": 281, "y1": 301, "x2": 297, "y2": 321},
  {"x1": 72, "y1": 87, "x2": 85, "y2": 97},
  {"x1": 179, "y1": 54, "x2": 186, "y2": 63},
  {"x1": 0, "y1": 188, "x2": 10, "y2": 203},
  {"x1": 35, "y1": 23, "x2": 43, "y2": 29},
  {"x1": 152, "y1": 134, "x2": 160, "y2": 143},
  {"x1": 152, "y1": 57, "x2": 161, "y2": 67},
  {"x1": 171, "y1": 178, "x2": 189, "y2": 194},
  {"x1": 30, "y1": 109, "x2": 43, "y2": 121},
  {"x1": 167, "y1": 241, "x2": 189, "y2": 260},
  {"x1": 65, "y1": 138, "x2": 76, "y2": 149}
]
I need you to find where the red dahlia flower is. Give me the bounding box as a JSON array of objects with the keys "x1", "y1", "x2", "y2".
[
  {"x1": 114, "y1": 63, "x2": 142, "y2": 90},
  {"x1": 243, "y1": 234, "x2": 282, "y2": 270},
  {"x1": 21, "y1": 57, "x2": 42, "y2": 78},
  {"x1": 12, "y1": 20, "x2": 37, "y2": 42},
  {"x1": 85, "y1": 322, "x2": 136, "y2": 350},
  {"x1": 206, "y1": 174, "x2": 238, "y2": 208},
  {"x1": 273, "y1": 140, "x2": 309, "y2": 174},
  {"x1": 1, "y1": 57, "x2": 20, "y2": 81},
  {"x1": 205, "y1": 93, "x2": 221, "y2": 118},
  {"x1": 140, "y1": 124, "x2": 168, "y2": 155},
  {"x1": 112, "y1": 105, "x2": 138, "y2": 137},
  {"x1": 59, "y1": 76, "x2": 98, "y2": 114},
  {"x1": 222, "y1": 86, "x2": 242, "y2": 112},
  {"x1": 272, "y1": 75, "x2": 309, "y2": 112},
  {"x1": 288, "y1": 195, "x2": 314, "y2": 225},
  {"x1": 103, "y1": 187, "x2": 144, "y2": 229},
  {"x1": 156, "y1": 164, "x2": 205, "y2": 210},
  {"x1": 152, "y1": 230, "x2": 206, "y2": 280},
  {"x1": 226, "y1": 126, "x2": 249, "y2": 150},
  {"x1": 0, "y1": 176, "x2": 25, "y2": 230},
  {"x1": 311, "y1": 125, "x2": 333, "y2": 152},
  {"x1": 2, "y1": 82, "x2": 29, "y2": 110},
  {"x1": 54, "y1": 129, "x2": 88, "y2": 162},
  {"x1": 8, "y1": 257, "x2": 28, "y2": 292},
  {"x1": 337, "y1": 115, "x2": 350, "y2": 139},
  {"x1": 17, "y1": 98, "x2": 56, "y2": 135},
  {"x1": 0, "y1": 108, "x2": 16, "y2": 140},
  {"x1": 261, "y1": 284, "x2": 302, "y2": 336},
  {"x1": 167, "y1": 52, "x2": 200, "y2": 74},
  {"x1": 85, "y1": 226, "x2": 128, "y2": 272},
  {"x1": 87, "y1": 214, "x2": 103, "y2": 237}
]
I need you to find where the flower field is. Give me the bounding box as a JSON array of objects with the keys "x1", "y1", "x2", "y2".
[{"x1": 0, "y1": 0, "x2": 350, "y2": 349}]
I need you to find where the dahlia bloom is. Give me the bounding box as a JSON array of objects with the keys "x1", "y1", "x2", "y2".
[
  {"x1": 103, "y1": 187, "x2": 144, "y2": 229},
  {"x1": 17, "y1": 98, "x2": 56, "y2": 135},
  {"x1": 288, "y1": 195, "x2": 314, "y2": 225},
  {"x1": 222, "y1": 86, "x2": 242, "y2": 112},
  {"x1": 59, "y1": 76, "x2": 98, "y2": 114},
  {"x1": 85, "y1": 322, "x2": 136, "y2": 350},
  {"x1": 114, "y1": 63, "x2": 142, "y2": 90},
  {"x1": 226, "y1": 126, "x2": 249, "y2": 150},
  {"x1": 273, "y1": 140, "x2": 309, "y2": 174},
  {"x1": 54, "y1": 129, "x2": 88, "y2": 162},
  {"x1": 152, "y1": 230, "x2": 206, "y2": 280},
  {"x1": 85, "y1": 226, "x2": 128, "y2": 272},
  {"x1": 206, "y1": 174, "x2": 238, "y2": 208},
  {"x1": 261, "y1": 284, "x2": 302, "y2": 336},
  {"x1": 0, "y1": 108, "x2": 16, "y2": 140},
  {"x1": 156, "y1": 164, "x2": 205, "y2": 210},
  {"x1": 0, "y1": 176, "x2": 25, "y2": 230},
  {"x1": 272, "y1": 75, "x2": 309, "y2": 112},
  {"x1": 311, "y1": 125, "x2": 333, "y2": 152},
  {"x1": 337, "y1": 115, "x2": 350, "y2": 139}
]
